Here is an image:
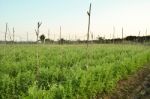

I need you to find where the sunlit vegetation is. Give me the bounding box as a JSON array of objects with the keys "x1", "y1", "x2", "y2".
[{"x1": 0, "y1": 44, "x2": 150, "y2": 98}]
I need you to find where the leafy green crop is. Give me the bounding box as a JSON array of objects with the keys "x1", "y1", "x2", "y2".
[{"x1": 0, "y1": 44, "x2": 150, "y2": 99}]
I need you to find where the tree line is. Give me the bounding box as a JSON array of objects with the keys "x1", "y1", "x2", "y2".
[{"x1": 2, "y1": 35, "x2": 149, "y2": 44}]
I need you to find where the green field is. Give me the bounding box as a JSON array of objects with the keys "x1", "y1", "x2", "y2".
[{"x1": 0, "y1": 44, "x2": 150, "y2": 99}]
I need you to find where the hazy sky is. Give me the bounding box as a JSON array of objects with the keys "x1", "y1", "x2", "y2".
[{"x1": 0, "y1": 0, "x2": 150, "y2": 41}]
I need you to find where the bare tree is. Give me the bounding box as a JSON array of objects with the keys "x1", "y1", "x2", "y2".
[
  {"x1": 35, "y1": 22, "x2": 42, "y2": 81},
  {"x1": 35, "y1": 22, "x2": 42, "y2": 42}
]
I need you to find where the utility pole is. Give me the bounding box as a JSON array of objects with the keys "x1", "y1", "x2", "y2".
[{"x1": 87, "y1": 3, "x2": 91, "y2": 47}]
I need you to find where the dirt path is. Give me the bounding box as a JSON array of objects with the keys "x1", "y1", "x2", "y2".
[{"x1": 101, "y1": 63, "x2": 150, "y2": 99}]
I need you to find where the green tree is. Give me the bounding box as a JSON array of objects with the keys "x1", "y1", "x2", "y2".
[{"x1": 40, "y1": 34, "x2": 45, "y2": 43}]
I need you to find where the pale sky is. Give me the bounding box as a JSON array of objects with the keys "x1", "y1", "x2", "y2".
[{"x1": 0, "y1": 0, "x2": 150, "y2": 41}]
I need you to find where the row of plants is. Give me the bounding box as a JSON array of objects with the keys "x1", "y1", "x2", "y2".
[{"x1": 0, "y1": 44, "x2": 150, "y2": 98}]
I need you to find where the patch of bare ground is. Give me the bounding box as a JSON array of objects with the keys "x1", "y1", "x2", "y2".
[{"x1": 97, "y1": 63, "x2": 150, "y2": 99}]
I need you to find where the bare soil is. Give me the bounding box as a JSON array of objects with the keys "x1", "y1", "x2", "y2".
[{"x1": 98, "y1": 63, "x2": 150, "y2": 99}]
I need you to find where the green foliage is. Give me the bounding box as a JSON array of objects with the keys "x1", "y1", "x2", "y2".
[{"x1": 0, "y1": 44, "x2": 150, "y2": 98}]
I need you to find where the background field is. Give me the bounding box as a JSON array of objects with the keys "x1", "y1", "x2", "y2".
[{"x1": 0, "y1": 44, "x2": 150, "y2": 99}]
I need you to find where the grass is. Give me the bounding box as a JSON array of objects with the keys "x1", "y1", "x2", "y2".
[{"x1": 0, "y1": 44, "x2": 150, "y2": 99}]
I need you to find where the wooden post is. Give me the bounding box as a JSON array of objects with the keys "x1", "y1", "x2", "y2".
[
  {"x1": 87, "y1": 3, "x2": 91, "y2": 47},
  {"x1": 13, "y1": 27, "x2": 15, "y2": 42},
  {"x1": 104, "y1": 34, "x2": 105, "y2": 43},
  {"x1": 69, "y1": 34, "x2": 70, "y2": 44},
  {"x1": 54, "y1": 33, "x2": 55, "y2": 42},
  {"x1": 4, "y1": 23, "x2": 8, "y2": 56},
  {"x1": 60, "y1": 26, "x2": 61, "y2": 44},
  {"x1": 122, "y1": 27, "x2": 124, "y2": 43},
  {"x1": 91, "y1": 32, "x2": 93, "y2": 43},
  {"x1": 12, "y1": 27, "x2": 15, "y2": 58},
  {"x1": 75, "y1": 33, "x2": 77, "y2": 43},
  {"x1": 113, "y1": 26, "x2": 115, "y2": 44},
  {"x1": 5, "y1": 23, "x2": 8, "y2": 44},
  {"x1": 48, "y1": 29, "x2": 50, "y2": 39},
  {"x1": 7, "y1": 27, "x2": 12, "y2": 41},
  {"x1": 27, "y1": 32, "x2": 28, "y2": 42},
  {"x1": 145, "y1": 28, "x2": 147, "y2": 42},
  {"x1": 138, "y1": 31, "x2": 140, "y2": 36},
  {"x1": 75, "y1": 33, "x2": 76, "y2": 41},
  {"x1": 138, "y1": 30, "x2": 140, "y2": 43}
]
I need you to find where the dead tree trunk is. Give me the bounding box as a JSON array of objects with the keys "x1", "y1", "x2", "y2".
[
  {"x1": 35, "y1": 22, "x2": 42, "y2": 43},
  {"x1": 85, "y1": 3, "x2": 92, "y2": 70},
  {"x1": 87, "y1": 3, "x2": 91, "y2": 47},
  {"x1": 35, "y1": 22, "x2": 42, "y2": 81}
]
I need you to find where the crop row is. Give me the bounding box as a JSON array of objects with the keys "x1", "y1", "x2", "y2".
[{"x1": 0, "y1": 44, "x2": 150, "y2": 99}]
